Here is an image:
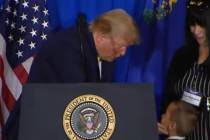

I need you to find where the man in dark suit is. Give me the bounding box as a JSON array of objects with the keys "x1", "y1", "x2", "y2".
[
  {"x1": 3, "y1": 9, "x2": 140, "y2": 140},
  {"x1": 158, "y1": 100, "x2": 198, "y2": 140},
  {"x1": 29, "y1": 9, "x2": 140, "y2": 83}
]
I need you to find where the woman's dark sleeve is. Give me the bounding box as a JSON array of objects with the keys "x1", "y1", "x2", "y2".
[{"x1": 160, "y1": 48, "x2": 185, "y2": 113}]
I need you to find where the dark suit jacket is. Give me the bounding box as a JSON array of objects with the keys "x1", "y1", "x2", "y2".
[{"x1": 29, "y1": 26, "x2": 114, "y2": 83}]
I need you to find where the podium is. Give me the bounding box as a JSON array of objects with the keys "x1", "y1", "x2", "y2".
[{"x1": 18, "y1": 84, "x2": 158, "y2": 140}]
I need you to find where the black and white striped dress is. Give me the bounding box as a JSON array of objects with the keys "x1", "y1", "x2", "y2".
[{"x1": 174, "y1": 62, "x2": 210, "y2": 140}]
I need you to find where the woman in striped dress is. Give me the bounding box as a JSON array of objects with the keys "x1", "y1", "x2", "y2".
[{"x1": 161, "y1": 1, "x2": 210, "y2": 140}]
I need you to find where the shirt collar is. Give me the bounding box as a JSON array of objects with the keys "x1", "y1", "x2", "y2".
[{"x1": 168, "y1": 136, "x2": 186, "y2": 140}]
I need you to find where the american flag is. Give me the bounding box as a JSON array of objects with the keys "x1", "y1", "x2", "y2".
[{"x1": 0, "y1": 0, "x2": 50, "y2": 138}]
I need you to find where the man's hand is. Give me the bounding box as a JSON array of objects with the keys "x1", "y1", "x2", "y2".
[{"x1": 157, "y1": 122, "x2": 168, "y2": 135}]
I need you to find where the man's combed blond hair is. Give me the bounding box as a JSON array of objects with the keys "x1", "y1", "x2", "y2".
[{"x1": 89, "y1": 9, "x2": 140, "y2": 45}]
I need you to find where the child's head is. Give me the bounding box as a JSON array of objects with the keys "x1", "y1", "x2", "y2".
[{"x1": 161, "y1": 100, "x2": 198, "y2": 137}]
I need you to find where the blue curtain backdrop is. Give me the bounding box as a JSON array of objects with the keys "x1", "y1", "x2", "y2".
[
  {"x1": 0, "y1": 0, "x2": 186, "y2": 115},
  {"x1": 0, "y1": 0, "x2": 3, "y2": 11},
  {"x1": 116, "y1": 0, "x2": 187, "y2": 114},
  {"x1": 46, "y1": 0, "x2": 145, "y2": 29}
]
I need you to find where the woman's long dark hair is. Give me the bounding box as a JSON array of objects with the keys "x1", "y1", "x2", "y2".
[
  {"x1": 186, "y1": 7, "x2": 210, "y2": 46},
  {"x1": 186, "y1": 4, "x2": 210, "y2": 48}
]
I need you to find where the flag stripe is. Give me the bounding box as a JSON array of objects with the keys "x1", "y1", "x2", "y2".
[
  {"x1": 2, "y1": 47, "x2": 22, "y2": 101},
  {"x1": 0, "y1": 95, "x2": 5, "y2": 129},
  {"x1": 0, "y1": 104, "x2": 4, "y2": 127},
  {"x1": 13, "y1": 65, "x2": 28, "y2": 84},
  {"x1": 0, "y1": 100, "x2": 4, "y2": 140},
  {"x1": 22, "y1": 57, "x2": 34, "y2": 74},
  {"x1": 0, "y1": 96, "x2": 9, "y2": 124},
  {"x1": 0, "y1": 50, "x2": 5, "y2": 128},
  {"x1": 2, "y1": 80, "x2": 16, "y2": 112}
]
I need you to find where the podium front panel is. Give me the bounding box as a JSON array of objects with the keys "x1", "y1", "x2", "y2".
[{"x1": 18, "y1": 84, "x2": 158, "y2": 140}]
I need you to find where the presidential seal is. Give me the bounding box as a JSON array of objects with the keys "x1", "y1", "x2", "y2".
[{"x1": 63, "y1": 94, "x2": 116, "y2": 140}]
